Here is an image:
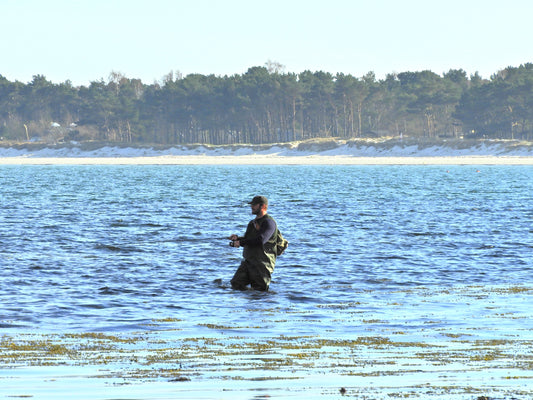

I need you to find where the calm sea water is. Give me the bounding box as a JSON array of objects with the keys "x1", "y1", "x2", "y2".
[{"x1": 1, "y1": 165, "x2": 532, "y2": 399}]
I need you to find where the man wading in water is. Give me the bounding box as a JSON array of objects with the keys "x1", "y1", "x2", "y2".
[{"x1": 228, "y1": 196, "x2": 287, "y2": 291}]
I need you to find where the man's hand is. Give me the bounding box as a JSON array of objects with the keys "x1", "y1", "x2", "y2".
[
  {"x1": 228, "y1": 234, "x2": 239, "y2": 241},
  {"x1": 229, "y1": 240, "x2": 240, "y2": 248}
]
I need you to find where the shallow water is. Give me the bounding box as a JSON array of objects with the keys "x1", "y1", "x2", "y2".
[{"x1": 1, "y1": 165, "x2": 532, "y2": 399}]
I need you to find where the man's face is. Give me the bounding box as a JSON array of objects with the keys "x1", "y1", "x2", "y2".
[{"x1": 251, "y1": 203, "x2": 262, "y2": 215}]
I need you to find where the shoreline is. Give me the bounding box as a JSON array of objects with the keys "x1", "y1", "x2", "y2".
[{"x1": 0, "y1": 155, "x2": 533, "y2": 165}]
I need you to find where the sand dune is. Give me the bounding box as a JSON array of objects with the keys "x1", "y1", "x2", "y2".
[{"x1": 1, "y1": 138, "x2": 532, "y2": 165}]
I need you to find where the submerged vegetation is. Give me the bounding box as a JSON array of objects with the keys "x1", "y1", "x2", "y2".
[
  {"x1": 1, "y1": 63, "x2": 532, "y2": 145},
  {"x1": 1, "y1": 286, "x2": 532, "y2": 399},
  {"x1": 1, "y1": 328, "x2": 532, "y2": 394}
]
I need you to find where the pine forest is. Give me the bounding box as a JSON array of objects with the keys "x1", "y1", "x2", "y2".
[{"x1": 1, "y1": 63, "x2": 532, "y2": 145}]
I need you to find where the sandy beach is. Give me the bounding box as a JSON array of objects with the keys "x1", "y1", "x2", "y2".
[
  {"x1": 0, "y1": 138, "x2": 532, "y2": 165},
  {"x1": 1, "y1": 155, "x2": 533, "y2": 165}
]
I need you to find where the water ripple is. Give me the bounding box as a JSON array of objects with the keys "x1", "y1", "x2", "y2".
[{"x1": 0, "y1": 165, "x2": 532, "y2": 334}]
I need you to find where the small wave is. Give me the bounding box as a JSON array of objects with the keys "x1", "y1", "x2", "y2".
[
  {"x1": 371, "y1": 255, "x2": 410, "y2": 260},
  {"x1": 143, "y1": 222, "x2": 166, "y2": 228},
  {"x1": 79, "y1": 303, "x2": 105, "y2": 309},
  {"x1": 165, "y1": 304, "x2": 186, "y2": 310},
  {"x1": 98, "y1": 286, "x2": 141, "y2": 295},
  {"x1": 110, "y1": 220, "x2": 129, "y2": 227},
  {"x1": 286, "y1": 292, "x2": 323, "y2": 303},
  {"x1": 174, "y1": 235, "x2": 211, "y2": 243},
  {"x1": 110, "y1": 220, "x2": 167, "y2": 228},
  {"x1": 94, "y1": 243, "x2": 144, "y2": 253},
  {"x1": 99, "y1": 286, "x2": 120, "y2": 295},
  {"x1": 407, "y1": 231, "x2": 447, "y2": 237}
]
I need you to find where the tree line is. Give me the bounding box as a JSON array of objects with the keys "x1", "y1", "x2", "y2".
[{"x1": 1, "y1": 63, "x2": 532, "y2": 145}]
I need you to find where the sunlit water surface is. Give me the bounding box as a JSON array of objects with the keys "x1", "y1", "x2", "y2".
[{"x1": 1, "y1": 165, "x2": 532, "y2": 399}]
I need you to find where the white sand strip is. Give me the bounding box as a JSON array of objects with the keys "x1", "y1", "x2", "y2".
[{"x1": 0, "y1": 155, "x2": 532, "y2": 165}]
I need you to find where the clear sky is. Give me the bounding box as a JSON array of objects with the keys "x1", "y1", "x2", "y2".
[{"x1": 1, "y1": 0, "x2": 531, "y2": 86}]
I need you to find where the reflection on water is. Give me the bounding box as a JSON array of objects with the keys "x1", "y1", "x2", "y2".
[{"x1": 0, "y1": 165, "x2": 532, "y2": 399}]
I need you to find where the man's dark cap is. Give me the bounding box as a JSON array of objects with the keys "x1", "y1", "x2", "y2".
[{"x1": 248, "y1": 196, "x2": 268, "y2": 205}]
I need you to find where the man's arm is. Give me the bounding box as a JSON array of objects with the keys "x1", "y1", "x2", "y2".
[
  {"x1": 239, "y1": 218, "x2": 276, "y2": 247},
  {"x1": 229, "y1": 221, "x2": 253, "y2": 247}
]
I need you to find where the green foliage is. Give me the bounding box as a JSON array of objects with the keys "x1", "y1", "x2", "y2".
[
  {"x1": 1, "y1": 63, "x2": 532, "y2": 144},
  {"x1": 453, "y1": 63, "x2": 533, "y2": 139}
]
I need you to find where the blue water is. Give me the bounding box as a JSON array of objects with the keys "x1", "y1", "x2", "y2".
[{"x1": 1, "y1": 165, "x2": 532, "y2": 399}]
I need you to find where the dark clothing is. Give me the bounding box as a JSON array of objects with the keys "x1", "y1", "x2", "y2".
[
  {"x1": 239, "y1": 216, "x2": 276, "y2": 248},
  {"x1": 230, "y1": 259, "x2": 271, "y2": 291},
  {"x1": 231, "y1": 214, "x2": 278, "y2": 291}
]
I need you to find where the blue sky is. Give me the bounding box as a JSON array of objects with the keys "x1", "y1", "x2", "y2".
[{"x1": 1, "y1": 0, "x2": 531, "y2": 85}]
